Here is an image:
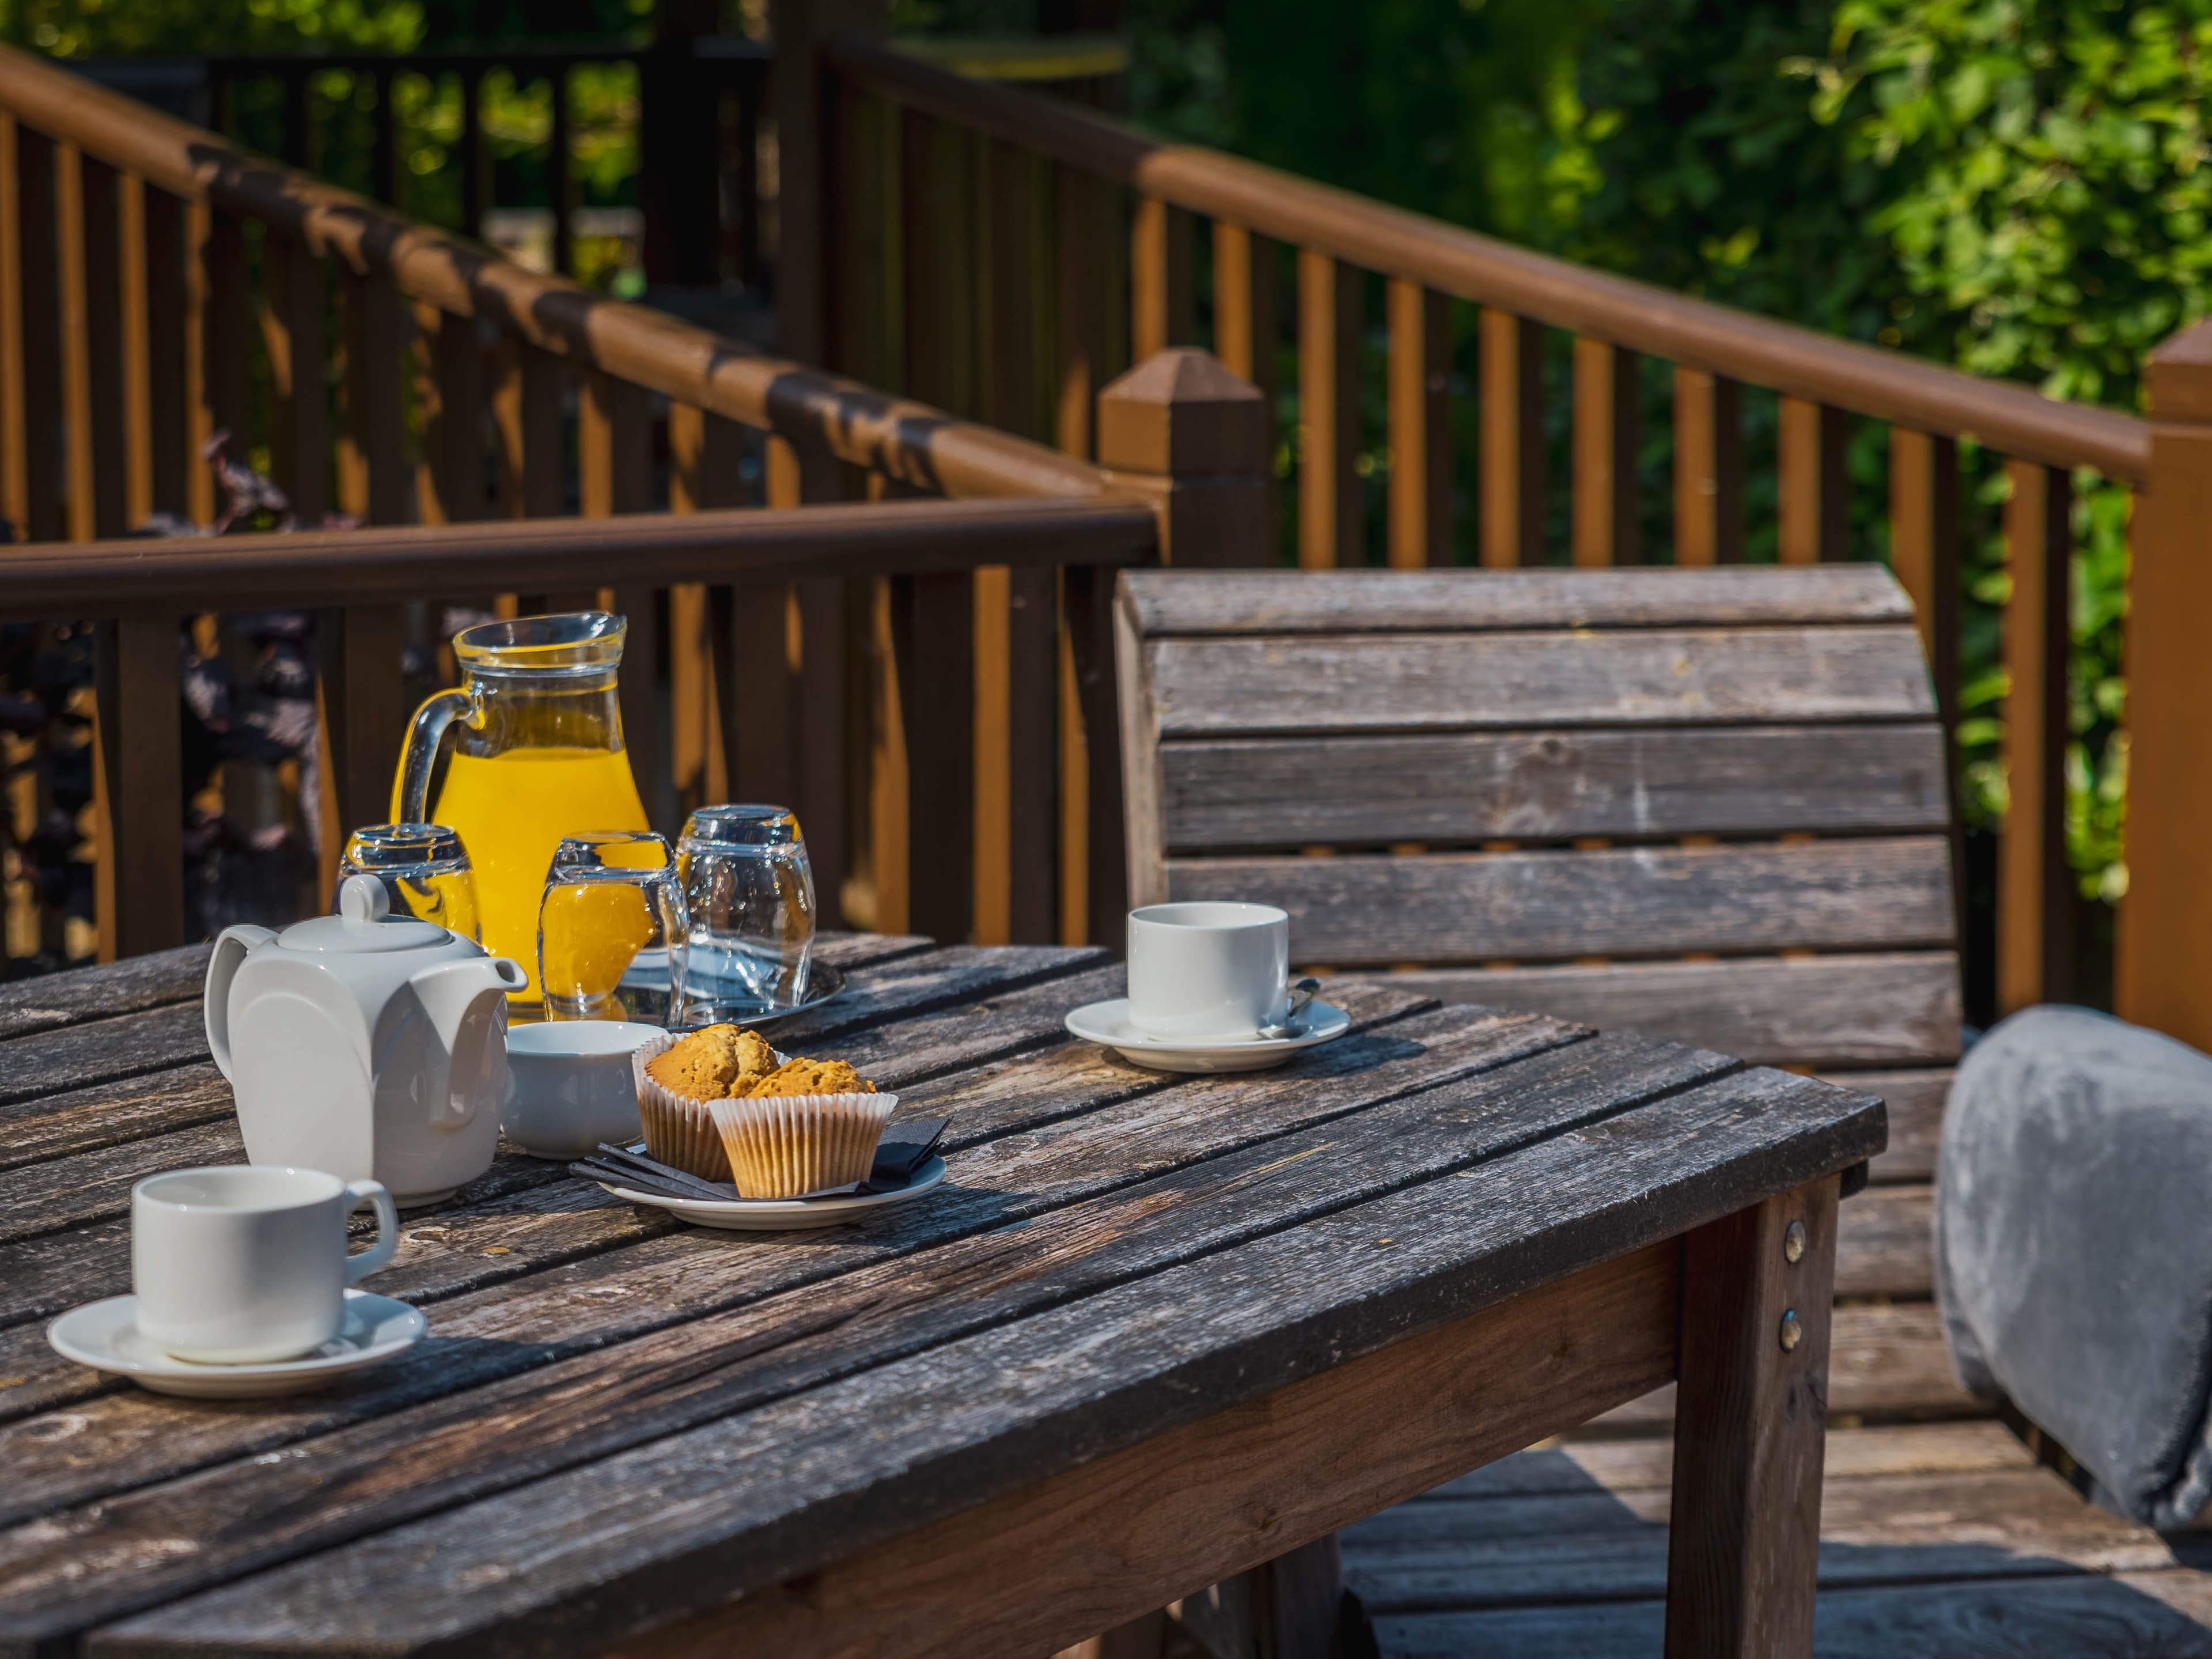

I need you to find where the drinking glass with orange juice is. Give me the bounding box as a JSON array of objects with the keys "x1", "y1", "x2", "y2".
[
  {"x1": 391, "y1": 613, "x2": 649, "y2": 1005},
  {"x1": 538, "y1": 831, "x2": 688, "y2": 1024}
]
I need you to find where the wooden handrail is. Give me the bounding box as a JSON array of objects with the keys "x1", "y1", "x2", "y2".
[
  {"x1": 0, "y1": 497, "x2": 1160, "y2": 616},
  {"x1": 0, "y1": 43, "x2": 1106, "y2": 503},
  {"x1": 830, "y1": 36, "x2": 2150, "y2": 486}
]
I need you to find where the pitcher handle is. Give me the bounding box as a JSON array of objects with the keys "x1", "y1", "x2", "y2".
[{"x1": 392, "y1": 687, "x2": 472, "y2": 824}]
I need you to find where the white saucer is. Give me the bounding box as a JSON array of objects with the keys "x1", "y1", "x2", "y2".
[
  {"x1": 48, "y1": 1290, "x2": 427, "y2": 1399},
  {"x1": 1064, "y1": 998, "x2": 1353, "y2": 1073},
  {"x1": 596, "y1": 1156, "x2": 948, "y2": 1231}
]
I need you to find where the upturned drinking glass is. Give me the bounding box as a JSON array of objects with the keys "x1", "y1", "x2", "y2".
[
  {"x1": 537, "y1": 831, "x2": 689, "y2": 1025},
  {"x1": 676, "y1": 805, "x2": 816, "y2": 1021},
  {"x1": 336, "y1": 823, "x2": 480, "y2": 941}
]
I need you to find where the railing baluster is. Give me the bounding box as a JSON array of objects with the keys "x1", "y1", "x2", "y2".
[
  {"x1": 1212, "y1": 219, "x2": 1278, "y2": 555},
  {"x1": 892, "y1": 109, "x2": 980, "y2": 938},
  {"x1": 16, "y1": 128, "x2": 60, "y2": 543},
  {"x1": 142, "y1": 188, "x2": 190, "y2": 518},
  {"x1": 1479, "y1": 308, "x2": 1543, "y2": 567},
  {"x1": 1889, "y1": 426, "x2": 1965, "y2": 955},
  {"x1": 891, "y1": 567, "x2": 976, "y2": 944},
  {"x1": 415, "y1": 303, "x2": 485, "y2": 525},
  {"x1": 494, "y1": 339, "x2": 565, "y2": 524},
  {"x1": 1779, "y1": 396, "x2": 1847, "y2": 564},
  {"x1": 903, "y1": 111, "x2": 976, "y2": 418},
  {"x1": 1887, "y1": 429, "x2": 1960, "y2": 729},
  {"x1": 1130, "y1": 195, "x2": 1194, "y2": 359},
  {"x1": 337, "y1": 268, "x2": 407, "y2": 525},
  {"x1": 81, "y1": 157, "x2": 131, "y2": 537},
  {"x1": 1297, "y1": 249, "x2": 1361, "y2": 568},
  {"x1": 668, "y1": 400, "x2": 743, "y2": 808},
  {"x1": 188, "y1": 209, "x2": 248, "y2": 529},
  {"x1": 1054, "y1": 164, "x2": 1119, "y2": 944},
  {"x1": 2118, "y1": 323, "x2": 2212, "y2": 1044},
  {"x1": 1572, "y1": 336, "x2": 1639, "y2": 567},
  {"x1": 581, "y1": 368, "x2": 668, "y2": 830},
  {"x1": 831, "y1": 87, "x2": 899, "y2": 393},
  {"x1": 1062, "y1": 560, "x2": 1124, "y2": 954},
  {"x1": 794, "y1": 577, "x2": 850, "y2": 931},
  {"x1": 115, "y1": 171, "x2": 154, "y2": 531},
  {"x1": 1054, "y1": 165, "x2": 1116, "y2": 459},
  {"x1": 1387, "y1": 278, "x2": 1450, "y2": 569},
  {"x1": 1672, "y1": 366, "x2": 1741, "y2": 566},
  {"x1": 327, "y1": 268, "x2": 409, "y2": 873},
  {"x1": 55, "y1": 142, "x2": 94, "y2": 543},
  {"x1": 1998, "y1": 459, "x2": 2075, "y2": 1013},
  {"x1": 264, "y1": 229, "x2": 330, "y2": 522},
  {"x1": 983, "y1": 137, "x2": 1055, "y2": 945},
  {"x1": 1131, "y1": 195, "x2": 1167, "y2": 361},
  {"x1": 93, "y1": 616, "x2": 185, "y2": 961},
  {"x1": 0, "y1": 116, "x2": 26, "y2": 539}
]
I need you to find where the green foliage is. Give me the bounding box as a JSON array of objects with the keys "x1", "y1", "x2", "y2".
[
  {"x1": 1793, "y1": 0, "x2": 2212, "y2": 897},
  {"x1": 1124, "y1": 0, "x2": 2195, "y2": 904}
]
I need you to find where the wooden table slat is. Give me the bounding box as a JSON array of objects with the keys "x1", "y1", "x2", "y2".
[{"x1": 0, "y1": 944, "x2": 210, "y2": 1041}]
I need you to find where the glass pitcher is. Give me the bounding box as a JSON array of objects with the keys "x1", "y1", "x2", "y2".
[{"x1": 392, "y1": 613, "x2": 649, "y2": 1001}]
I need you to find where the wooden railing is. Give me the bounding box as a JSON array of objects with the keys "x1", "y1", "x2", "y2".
[
  {"x1": 818, "y1": 36, "x2": 2212, "y2": 1048},
  {"x1": 0, "y1": 42, "x2": 1214, "y2": 967}
]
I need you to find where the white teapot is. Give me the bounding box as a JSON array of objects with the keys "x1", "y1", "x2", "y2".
[{"x1": 206, "y1": 874, "x2": 529, "y2": 1207}]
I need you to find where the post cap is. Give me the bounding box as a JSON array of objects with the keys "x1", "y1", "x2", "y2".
[{"x1": 1098, "y1": 349, "x2": 1268, "y2": 478}]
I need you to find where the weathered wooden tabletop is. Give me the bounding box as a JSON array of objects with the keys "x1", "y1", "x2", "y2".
[{"x1": 0, "y1": 933, "x2": 1884, "y2": 1659}]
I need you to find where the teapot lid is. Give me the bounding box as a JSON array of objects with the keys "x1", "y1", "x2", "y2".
[{"x1": 277, "y1": 875, "x2": 463, "y2": 954}]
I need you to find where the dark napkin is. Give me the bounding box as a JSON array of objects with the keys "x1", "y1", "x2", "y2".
[{"x1": 570, "y1": 1117, "x2": 950, "y2": 1204}]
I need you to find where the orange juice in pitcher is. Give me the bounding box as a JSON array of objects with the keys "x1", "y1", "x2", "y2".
[{"x1": 392, "y1": 613, "x2": 648, "y2": 1001}]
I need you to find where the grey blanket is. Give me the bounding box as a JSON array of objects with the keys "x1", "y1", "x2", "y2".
[{"x1": 1938, "y1": 1004, "x2": 2212, "y2": 1528}]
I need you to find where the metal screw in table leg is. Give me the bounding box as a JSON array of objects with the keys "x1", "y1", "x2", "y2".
[
  {"x1": 1783, "y1": 1219, "x2": 1806, "y2": 1263},
  {"x1": 1778, "y1": 1309, "x2": 1804, "y2": 1352}
]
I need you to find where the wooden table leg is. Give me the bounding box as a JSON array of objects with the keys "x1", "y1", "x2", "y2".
[
  {"x1": 1663, "y1": 1174, "x2": 1839, "y2": 1658},
  {"x1": 1165, "y1": 1534, "x2": 1349, "y2": 1659}
]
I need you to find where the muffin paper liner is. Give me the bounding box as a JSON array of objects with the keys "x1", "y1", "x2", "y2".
[{"x1": 703, "y1": 1091, "x2": 897, "y2": 1199}]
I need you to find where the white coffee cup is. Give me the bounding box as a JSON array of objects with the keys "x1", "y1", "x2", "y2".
[
  {"x1": 131, "y1": 1165, "x2": 399, "y2": 1363},
  {"x1": 502, "y1": 1019, "x2": 661, "y2": 1158},
  {"x1": 1126, "y1": 902, "x2": 1291, "y2": 1041}
]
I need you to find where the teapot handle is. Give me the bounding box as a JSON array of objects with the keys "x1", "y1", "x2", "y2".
[
  {"x1": 393, "y1": 687, "x2": 472, "y2": 824},
  {"x1": 203, "y1": 925, "x2": 276, "y2": 1081}
]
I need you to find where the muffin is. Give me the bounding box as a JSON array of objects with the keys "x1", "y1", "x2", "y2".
[
  {"x1": 632, "y1": 1025, "x2": 893, "y2": 1192},
  {"x1": 634, "y1": 1024, "x2": 777, "y2": 1177},
  {"x1": 644, "y1": 1024, "x2": 776, "y2": 1101}
]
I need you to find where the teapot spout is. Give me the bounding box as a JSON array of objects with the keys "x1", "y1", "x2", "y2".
[{"x1": 408, "y1": 956, "x2": 528, "y2": 1128}]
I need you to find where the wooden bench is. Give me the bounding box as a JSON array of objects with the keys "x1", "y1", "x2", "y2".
[{"x1": 1112, "y1": 565, "x2": 2212, "y2": 1655}]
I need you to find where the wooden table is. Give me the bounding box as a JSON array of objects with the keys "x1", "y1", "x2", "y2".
[{"x1": 0, "y1": 933, "x2": 1883, "y2": 1659}]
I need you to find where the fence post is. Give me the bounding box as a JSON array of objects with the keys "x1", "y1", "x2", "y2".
[
  {"x1": 1095, "y1": 347, "x2": 1268, "y2": 569},
  {"x1": 2116, "y1": 319, "x2": 2212, "y2": 1049},
  {"x1": 1069, "y1": 349, "x2": 1267, "y2": 958}
]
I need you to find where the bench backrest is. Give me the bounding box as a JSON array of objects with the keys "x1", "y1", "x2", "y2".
[{"x1": 1113, "y1": 566, "x2": 1962, "y2": 1086}]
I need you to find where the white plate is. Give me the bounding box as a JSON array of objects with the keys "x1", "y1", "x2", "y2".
[
  {"x1": 596, "y1": 1156, "x2": 948, "y2": 1230},
  {"x1": 1063, "y1": 998, "x2": 1353, "y2": 1073},
  {"x1": 48, "y1": 1290, "x2": 426, "y2": 1399}
]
